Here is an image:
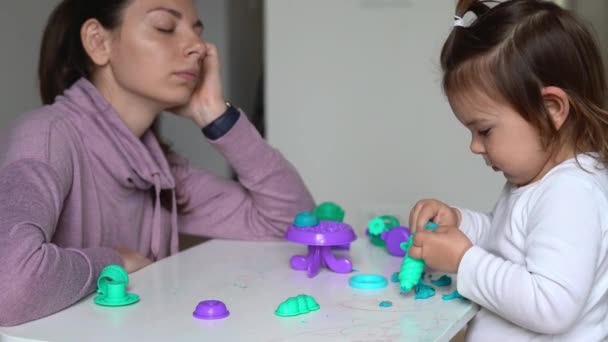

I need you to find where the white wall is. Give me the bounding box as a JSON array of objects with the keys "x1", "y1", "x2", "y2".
[
  {"x1": 570, "y1": 0, "x2": 608, "y2": 70},
  {"x1": 0, "y1": 1, "x2": 61, "y2": 128},
  {"x1": 265, "y1": 0, "x2": 505, "y2": 230}
]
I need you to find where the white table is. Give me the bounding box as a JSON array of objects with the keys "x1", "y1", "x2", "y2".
[{"x1": 0, "y1": 239, "x2": 478, "y2": 342}]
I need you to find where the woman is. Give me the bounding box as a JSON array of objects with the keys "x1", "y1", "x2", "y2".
[{"x1": 0, "y1": 0, "x2": 314, "y2": 326}]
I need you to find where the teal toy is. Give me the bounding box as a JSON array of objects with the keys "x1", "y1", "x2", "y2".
[
  {"x1": 293, "y1": 211, "x2": 319, "y2": 227},
  {"x1": 398, "y1": 221, "x2": 438, "y2": 293},
  {"x1": 442, "y1": 290, "x2": 466, "y2": 301},
  {"x1": 94, "y1": 264, "x2": 139, "y2": 307},
  {"x1": 348, "y1": 274, "x2": 388, "y2": 290},
  {"x1": 430, "y1": 275, "x2": 452, "y2": 287},
  {"x1": 414, "y1": 280, "x2": 436, "y2": 300},
  {"x1": 275, "y1": 294, "x2": 320, "y2": 317}
]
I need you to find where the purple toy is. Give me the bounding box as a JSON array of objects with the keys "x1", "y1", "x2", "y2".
[
  {"x1": 286, "y1": 220, "x2": 357, "y2": 277},
  {"x1": 193, "y1": 300, "x2": 230, "y2": 320},
  {"x1": 380, "y1": 226, "x2": 411, "y2": 257}
]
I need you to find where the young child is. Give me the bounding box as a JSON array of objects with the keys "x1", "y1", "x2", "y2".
[
  {"x1": 0, "y1": 0, "x2": 314, "y2": 326},
  {"x1": 408, "y1": 0, "x2": 608, "y2": 340}
]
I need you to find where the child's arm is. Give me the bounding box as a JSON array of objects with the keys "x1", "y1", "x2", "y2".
[
  {"x1": 172, "y1": 113, "x2": 315, "y2": 239},
  {"x1": 0, "y1": 160, "x2": 122, "y2": 326},
  {"x1": 457, "y1": 175, "x2": 602, "y2": 334},
  {"x1": 454, "y1": 207, "x2": 493, "y2": 246}
]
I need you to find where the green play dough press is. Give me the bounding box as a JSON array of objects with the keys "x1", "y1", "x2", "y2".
[{"x1": 94, "y1": 264, "x2": 139, "y2": 307}]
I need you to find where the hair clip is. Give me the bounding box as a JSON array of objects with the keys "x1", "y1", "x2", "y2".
[{"x1": 454, "y1": 15, "x2": 466, "y2": 28}]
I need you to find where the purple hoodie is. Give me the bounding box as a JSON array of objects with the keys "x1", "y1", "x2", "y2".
[{"x1": 0, "y1": 78, "x2": 314, "y2": 326}]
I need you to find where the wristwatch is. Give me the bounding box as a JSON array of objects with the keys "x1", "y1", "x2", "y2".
[{"x1": 201, "y1": 101, "x2": 240, "y2": 140}]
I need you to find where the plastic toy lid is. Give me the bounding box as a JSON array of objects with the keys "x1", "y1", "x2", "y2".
[
  {"x1": 193, "y1": 300, "x2": 230, "y2": 320},
  {"x1": 349, "y1": 274, "x2": 388, "y2": 290}
]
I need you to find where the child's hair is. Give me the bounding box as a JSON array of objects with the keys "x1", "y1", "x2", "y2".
[{"x1": 441, "y1": 0, "x2": 608, "y2": 162}]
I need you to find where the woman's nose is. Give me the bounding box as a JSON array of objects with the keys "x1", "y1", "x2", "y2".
[{"x1": 185, "y1": 38, "x2": 205, "y2": 60}]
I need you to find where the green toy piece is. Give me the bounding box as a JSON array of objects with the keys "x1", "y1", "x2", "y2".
[
  {"x1": 96, "y1": 264, "x2": 129, "y2": 295},
  {"x1": 367, "y1": 215, "x2": 400, "y2": 247},
  {"x1": 398, "y1": 221, "x2": 438, "y2": 293},
  {"x1": 313, "y1": 202, "x2": 345, "y2": 222},
  {"x1": 293, "y1": 211, "x2": 319, "y2": 227},
  {"x1": 367, "y1": 215, "x2": 400, "y2": 235},
  {"x1": 275, "y1": 294, "x2": 320, "y2": 317},
  {"x1": 94, "y1": 264, "x2": 140, "y2": 307},
  {"x1": 94, "y1": 281, "x2": 140, "y2": 306}
]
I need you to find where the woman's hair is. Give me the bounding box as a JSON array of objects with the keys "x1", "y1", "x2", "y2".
[
  {"x1": 39, "y1": 0, "x2": 187, "y2": 212},
  {"x1": 441, "y1": 0, "x2": 608, "y2": 162}
]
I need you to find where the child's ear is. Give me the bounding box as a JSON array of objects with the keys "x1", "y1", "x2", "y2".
[
  {"x1": 81, "y1": 19, "x2": 112, "y2": 67},
  {"x1": 541, "y1": 86, "x2": 570, "y2": 131}
]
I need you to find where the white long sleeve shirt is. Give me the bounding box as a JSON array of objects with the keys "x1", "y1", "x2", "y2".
[{"x1": 457, "y1": 154, "x2": 608, "y2": 341}]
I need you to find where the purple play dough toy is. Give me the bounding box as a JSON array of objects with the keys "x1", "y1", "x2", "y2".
[
  {"x1": 286, "y1": 220, "x2": 357, "y2": 277},
  {"x1": 380, "y1": 226, "x2": 411, "y2": 257}
]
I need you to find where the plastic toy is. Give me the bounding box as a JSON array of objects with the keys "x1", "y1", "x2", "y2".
[
  {"x1": 286, "y1": 212, "x2": 357, "y2": 277},
  {"x1": 398, "y1": 221, "x2": 438, "y2": 292},
  {"x1": 275, "y1": 295, "x2": 320, "y2": 317},
  {"x1": 366, "y1": 215, "x2": 400, "y2": 246},
  {"x1": 381, "y1": 226, "x2": 411, "y2": 257},
  {"x1": 193, "y1": 300, "x2": 230, "y2": 320},
  {"x1": 348, "y1": 274, "x2": 388, "y2": 290},
  {"x1": 94, "y1": 264, "x2": 139, "y2": 306}
]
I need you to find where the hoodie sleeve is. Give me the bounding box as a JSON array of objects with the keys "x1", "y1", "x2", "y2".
[
  {"x1": 172, "y1": 113, "x2": 315, "y2": 240},
  {"x1": 0, "y1": 118, "x2": 122, "y2": 327}
]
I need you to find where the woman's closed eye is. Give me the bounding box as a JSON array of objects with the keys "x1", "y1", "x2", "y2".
[{"x1": 156, "y1": 26, "x2": 175, "y2": 34}]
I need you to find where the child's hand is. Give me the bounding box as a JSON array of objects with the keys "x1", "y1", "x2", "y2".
[
  {"x1": 114, "y1": 247, "x2": 153, "y2": 273},
  {"x1": 409, "y1": 199, "x2": 461, "y2": 234},
  {"x1": 408, "y1": 226, "x2": 473, "y2": 273}
]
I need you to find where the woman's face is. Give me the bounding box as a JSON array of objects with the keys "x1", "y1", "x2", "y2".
[{"x1": 100, "y1": 0, "x2": 205, "y2": 109}]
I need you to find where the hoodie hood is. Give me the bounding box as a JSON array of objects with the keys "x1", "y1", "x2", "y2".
[{"x1": 55, "y1": 78, "x2": 178, "y2": 259}]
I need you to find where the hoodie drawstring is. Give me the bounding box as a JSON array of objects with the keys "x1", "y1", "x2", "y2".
[
  {"x1": 151, "y1": 175, "x2": 163, "y2": 260},
  {"x1": 170, "y1": 192, "x2": 179, "y2": 254},
  {"x1": 151, "y1": 174, "x2": 179, "y2": 260}
]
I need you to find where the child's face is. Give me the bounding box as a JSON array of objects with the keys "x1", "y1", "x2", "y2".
[{"x1": 449, "y1": 92, "x2": 554, "y2": 186}]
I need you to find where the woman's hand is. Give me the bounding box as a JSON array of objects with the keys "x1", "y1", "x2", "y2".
[
  {"x1": 171, "y1": 41, "x2": 227, "y2": 128},
  {"x1": 409, "y1": 199, "x2": 461, "y2": 234},
  {"x1": 114, "y1": 247, "x2": 153, "y2": 273},
  {"x1": 408, "y1": 226, "x2": 473, "y2": 273}
]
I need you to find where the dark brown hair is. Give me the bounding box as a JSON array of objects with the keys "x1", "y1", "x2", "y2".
[
  {"x1": 441, "y1": 0, "x2": 608, "y2": 162},
  {"x1": 38, "y1": 0, "x2": 186, "y2": 212}
]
